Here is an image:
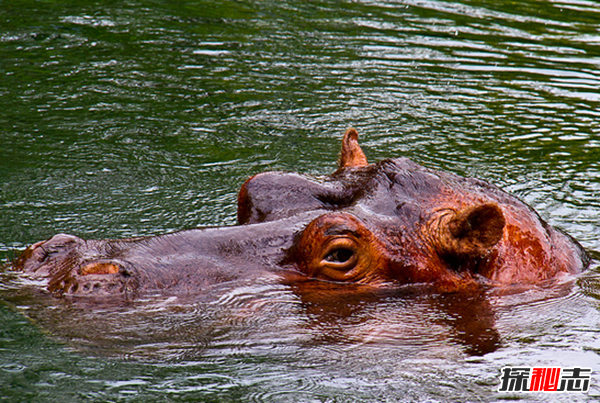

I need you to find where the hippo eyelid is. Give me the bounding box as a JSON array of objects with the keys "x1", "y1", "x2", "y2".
[{"x1": 322, "y1": 227, "x2": 361, "y2": 238}]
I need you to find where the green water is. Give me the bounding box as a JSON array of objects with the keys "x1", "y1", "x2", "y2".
[{"x1": 2, "y1": 0, "x2": 600, "y2": 401}]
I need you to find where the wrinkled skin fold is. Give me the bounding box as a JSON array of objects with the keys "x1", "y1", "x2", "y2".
[{"x1": 14, "y1": 129, "x2": 589, "y2": 300}]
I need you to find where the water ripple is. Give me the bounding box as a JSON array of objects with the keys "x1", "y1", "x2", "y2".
[{"x1": 2, "y1": 0, "x2": 600, "y2": 401}]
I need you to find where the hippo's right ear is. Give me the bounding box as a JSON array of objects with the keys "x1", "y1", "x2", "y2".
[
  {"x1": 438, "y1": 203, "x2": 505, "y2": 258},
  {"x1": 338, "y1": 128, "x2": 368, "y2": 169}
]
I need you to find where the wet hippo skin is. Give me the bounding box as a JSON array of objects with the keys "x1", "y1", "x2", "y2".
[{"x1": 14, "y1": 128, "x2": 589, "y2": 299}]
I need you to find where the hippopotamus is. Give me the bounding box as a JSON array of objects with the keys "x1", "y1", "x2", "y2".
[{"x1": 14, "y1": 129, "x2": 589, "y2": 300}]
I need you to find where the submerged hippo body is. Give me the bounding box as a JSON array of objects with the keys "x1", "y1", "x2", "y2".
[{"x1": 14, "y1": 129, "x2": 588, "y2": 299}]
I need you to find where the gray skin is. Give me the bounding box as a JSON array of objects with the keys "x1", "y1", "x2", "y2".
[{"x1": 14, "y1": 210, "x2": 325, "y2": 299}]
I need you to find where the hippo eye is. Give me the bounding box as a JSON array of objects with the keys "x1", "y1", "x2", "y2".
[
  {"x1": 325, "y1": 248, "x2": 354, "y2": 263},
  {"x1": 319, "y1": 237, "x2": 360, "y2": 280}
]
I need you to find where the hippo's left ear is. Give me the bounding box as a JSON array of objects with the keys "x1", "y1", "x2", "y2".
[
  {"x1": 338, "y1": 128, "x2": 368, "y2": 169},
  {"x1": 438, "y1": 203, "x2": 505, "y2": 258}
]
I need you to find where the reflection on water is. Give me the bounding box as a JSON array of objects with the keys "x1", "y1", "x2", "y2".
[
  {"x1": 2, "y1": 266, "x2": 600, "y2": 401},
  {"x1": 2, "y1": 0, "x2": 600, "y2": 401}
]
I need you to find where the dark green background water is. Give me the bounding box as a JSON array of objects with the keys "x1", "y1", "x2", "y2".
[{"x1": 2, "y1": 0, "x2": 600, "y2": 401}]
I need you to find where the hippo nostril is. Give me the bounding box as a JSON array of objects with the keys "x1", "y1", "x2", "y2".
[{"x1": 325, "y1": 248, "x2": 354, "y2": 263}]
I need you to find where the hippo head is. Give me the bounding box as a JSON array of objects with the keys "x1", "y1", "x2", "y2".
[
  {"x1": 14, "y1": 129, "x2": 587, "y2": 299},
  {"x1": 239, "y1": 129, "x2": 586, "y2": 291}
]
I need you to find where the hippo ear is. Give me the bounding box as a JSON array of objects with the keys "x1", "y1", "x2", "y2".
[
  {"x1": 441, "y1": 203, "x2": 505, "y2": 257},
  {"x1": 339, "y1": 128, "x2": 368, "y2": 169}
]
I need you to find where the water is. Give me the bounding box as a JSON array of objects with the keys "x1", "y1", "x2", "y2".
[{"x1": 2, "y1": 0, "x2": 600, "y2": 401}]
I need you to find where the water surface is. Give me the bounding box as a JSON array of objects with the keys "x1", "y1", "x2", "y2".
[{"x1": 2, "y1": 0, "x2": 600, "y2": 401}]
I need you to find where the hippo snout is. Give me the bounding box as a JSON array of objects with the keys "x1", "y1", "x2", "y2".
[{"x1": 15, "y1": 233, "x2": 84, "y2": 277}]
